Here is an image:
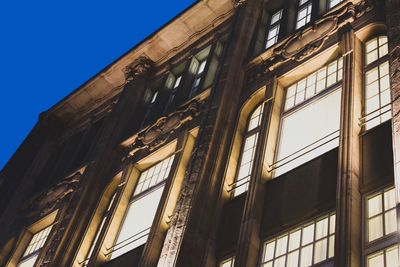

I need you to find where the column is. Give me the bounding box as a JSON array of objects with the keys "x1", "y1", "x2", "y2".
[{"x1": 334, "y1": 26, "x2": 363, "y2": 267}]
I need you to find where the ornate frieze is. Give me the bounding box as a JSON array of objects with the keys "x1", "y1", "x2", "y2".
[
  {"x1": 261, "y1": 0, "x2": 372, "y2": 73},
  {"x1": 124, "y1": 55, "x2": 154, "y2": 81},
  {"x1": 125, "y1": 99, "x2": 204, "y2": 159},
  {"x1": 30, "y1": 172, "x2": 82, "y2": 217}
]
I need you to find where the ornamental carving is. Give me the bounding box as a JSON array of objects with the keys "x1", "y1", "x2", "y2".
[
  {"x1": 232, "y1": 0, "x2": 247, "y2": 8},
  {"x1": 30, "y1": 172, "x2": 81, "y2": 216},
  {"x1": 126, "y1": 99, "x2": 203, "y2": 158},
  {"x1": 262, "y1": 0, "x2": 372, "y2": 73},
  {"x1": 124, "y1": 55, "x2": 154, "y2": 81}
]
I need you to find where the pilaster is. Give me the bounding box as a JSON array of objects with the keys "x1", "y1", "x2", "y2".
[
  {"x1": 334, "y1": 26, "x2": 362, "y2": 267},
  {"x1": 386, "y1": 0, "x2": 400, "y2": 240}
]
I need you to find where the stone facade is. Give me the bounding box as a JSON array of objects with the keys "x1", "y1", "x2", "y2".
[{"x1": 0, "y1": 0, "x2": 399, "y2": 267}]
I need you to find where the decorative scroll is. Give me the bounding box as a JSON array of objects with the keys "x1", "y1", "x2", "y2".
[
  {"x1": 124, "y1": 55, "x2": 154, "y2": 81},
  {"x1": 126, "y1": 99, "x2": 204, "y2": 158},
  {"x1": 262, "y1": 0, "x2": 372, "y2": 73},
  {"x1": 30, "y1": 172, "x2": 82, "y2": 216}
]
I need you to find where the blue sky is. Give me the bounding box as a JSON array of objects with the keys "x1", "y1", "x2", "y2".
[{"x1": 0, "y1": 0, "x2": 197, "y2": 170}]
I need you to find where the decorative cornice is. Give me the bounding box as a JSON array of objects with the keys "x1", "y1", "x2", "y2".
[
  {"x1": 124, "y1": 55, "x2": 154, "y2": 81},
  {"x1": 124, "y1": 99, "x2": 204, "y2": 159},
  {"x1": 261, "y1": 0, "x2": 372, "y2": 73}
]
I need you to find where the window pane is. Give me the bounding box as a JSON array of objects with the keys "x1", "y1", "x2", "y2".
[
  {"x1": 264, "y1": 241, "x2": 276, "y2": 262},
  {"x1": 220, "y1": 257, "x2": 235, "y2": 267},
  {"x1": 289, "y1": 230, "x2": 301, "y2": 251},
  {"x1": 276, "y1": 89, "x2": 341, "y2": 176},
  {"x1": 384, "y1": 209, "x2": 397, "y2": 235},
  {"x1": 300, "y1": 244, "x2": 313, "y2": 267},
  {"x1": 302, "y1": 224, "x2": 314, "y2": 246},
  {"x1": 386, "y1": 246, "x2": 399, "y2": 267},
  {"x1": 314, "y1": 238, "x2": 327, "y2": 263},
  {"x1": 287, "y1": 250, "x2": 299, "y2": 267},
  {"x1": 276, "y1": 235, "x2": 288, "y2": 256},
  {"x1": 111, "y1": 185, "x2": 164, "y2": 259},
  {"x1": 368, "y1": 252, "x2": 384, "y2": 267},
  {"x1": 274, "y1": 256, "x2": 286, "y2": 267},
  {"x1": 316, "y1": 217, "x2": 329, "y2": 239},
  {"x1": 17, "y1": 254, "x2": 39, "y2": 267},
  {"x1": 384, "y1": 188, "x2": 396, "y2": 210},
  {"x1": 328, "y1": 235, "x2": 335, "y2": 258},
  {"x1": 368, "y1": 194, "x2": 382, "y2": 217},
  {"x1": 368, "y1": 215, "x2": 383, "y2": 242}
]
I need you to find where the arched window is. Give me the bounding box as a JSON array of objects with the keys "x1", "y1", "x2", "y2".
[
  {"x1": 230, "y1": 104, "x2": 264, "y2": 197},
  {"x1": 362, "y1": 35, "x2": 391, "y2": 130}
]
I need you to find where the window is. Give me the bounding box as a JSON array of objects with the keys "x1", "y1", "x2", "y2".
[
  {"x1": 231, "y1": 104, "x2": 264, "y2": 196},
  {"x1": 220, "y1": 257, "x2": 235, "y2": 267},
  {"x1": 189, "y1": 58, "x2": 207, "y2": 97},
  {"x1": 82, "y1": 192, "x2": 118, "y2": 266},
  {"x1": 110, "y1": 155, "x2": 175, "y2": 259},
  {"x1": 261, "y1": 213, "x2": 335, "y2": 267},
  {"x1": 296, "y1": 0, "x2": 312, "y2": 29},
  {"x1": 363, "y1": 36, "x2": 391, "y2": 130},
  {"x1": 265, "y1": 10, "x2": 283, "y2": 49},
  {"x1": 273, "y1": 58, "x2": 343, "y2": 177},
  {"x1": 366, "y1": 187, "x2": 397, "y2": 242},
  {"x1": 165, "y1": 74, "x2": 182, "y2": 110},
  {"x1": 367, "y1": 245, "x2": 399, "y2": 267},
  {"x1": 18, "y1": 225, "x2": 53, "y2": 267},
  {"x1": 328, "y1": 0, "x2": 343, "y2": 9}
]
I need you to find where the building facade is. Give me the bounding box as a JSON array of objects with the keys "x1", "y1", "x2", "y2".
[{"x1": 1, "y1": 0, "x2": 400, "y2": 266}]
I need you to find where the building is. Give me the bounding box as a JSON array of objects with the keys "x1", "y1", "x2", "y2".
[{"x1": 1, "y1": 0, "x2": 400, "y2": 266}]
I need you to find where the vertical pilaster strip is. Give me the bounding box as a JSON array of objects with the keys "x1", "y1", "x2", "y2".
[
  {"x1": 386, "y1": 0, "x2": 400, "y2": 240},
  {"x1": 334, "y1": 27, "x2": 362, "y2": 267}
]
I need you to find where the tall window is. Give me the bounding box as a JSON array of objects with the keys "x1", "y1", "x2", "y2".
[
  {"x1": 366, "y1": 187, "x2": 397, "y2": 242},
  {"x1": 273, "y1": 58, "x2": 343, "y2": 177},
  {"x1": 18, "y1": 225, "x2": 53, "y2": 267},
  {"x1": 363, "y1": 36, "x2": 391, "y2": 130},
  {"x1": 220, "y1": 257, "x2": 235, "y2": 267},
  {"x1": 109, "y1": 155, "x2": 175, "y2": 259},
  {"x1": 296, "y1": 0, "x2": 312, "y2": 29},
  {"x1": 265, "y1": 10, "x2": 283, "y2": 49},
  {"x1": 367, "y1": 245, "x2": 399, "y2": 267},
  {"x1": 261, "y1": 213, "x2": 336, "y2": 267},
  {"x1": 190, "y1": 58, "x2": 208, "y2": 97},
  {"x1": 82, "y1": 192, "x2": 118, "y2": 266},
  {"x1": 231, "y1": 104, "x2": 264, "y2": 197}
]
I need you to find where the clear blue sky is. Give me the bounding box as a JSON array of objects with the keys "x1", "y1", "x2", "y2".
[{"x1": 0, "y1": 0, "x2": 197, "y2": 170}]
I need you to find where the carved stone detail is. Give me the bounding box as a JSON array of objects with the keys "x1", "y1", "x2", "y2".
[
  {"x1": 262, "y1": 1, "x2": 372, "y2": 73},
  {"x1": 232, "y1": 0, "x2": 247, "y2": 8},
  {"x1": 126, "y1": 99, "x2": 204, "y2": 158},
  {"x1": 124, "y1": 55, "x2": 154, "y2": 81},
  {"x1": 30, "y1": 172, "x2": 81, "y2": 216}
]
